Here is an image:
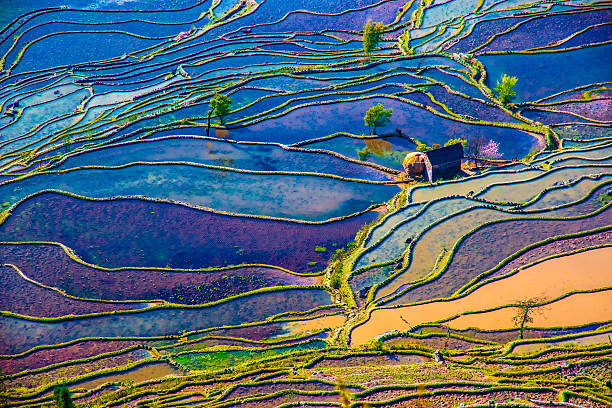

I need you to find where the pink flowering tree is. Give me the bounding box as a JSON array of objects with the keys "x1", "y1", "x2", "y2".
[
  {"x1": 465, "y1": 137, "x2": 503, "y2": 169},
  {"x1": 480, "y1": 140, "x2": 503, "y2": 159}
]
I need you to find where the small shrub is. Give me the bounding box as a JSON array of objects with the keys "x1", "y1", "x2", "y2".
[
  {"x1": 368, "y1": 338, "x2": 384, "y2": 351},
  {"x1": 444, "y1": 138, "x2": 467, "y2": 147},
  {"x1": 398, "y1": 28, "x2": 414, "y2": 55},
  {"x1": 523, "y1": 148, "x2": 539, "y2": 162},
  {"x1": 416, "y1": 143, "x2": 431, "y2": 152},
  {"x1": 329, "y1": 267, "x2": 342, "y2": 289},
  {"x1": 53, "y1": 386, "x2": 75, "y2": 408},
  {"x1": 331, "y1": 248, "x2": 345, "y2": 262}
]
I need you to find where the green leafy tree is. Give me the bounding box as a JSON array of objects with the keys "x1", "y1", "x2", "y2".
[
  {"x1": 206, "y1": 93, "x2": 233, "y2": 136},
  {"x1": 363, "y1": 20, "x2": 385, "y2": 56},
  {"x1": 364, "y1": 103, "x2": 392, "y2": 135},
  {"x1": 209, "y1": 93, "x2": 233, "y2": 125},
  {"x1": 495, "y1": 74, "x2": 517, "y2": 105},
  {"x1": 54, "y1": 386, "x2": 75, "y2": 408}
]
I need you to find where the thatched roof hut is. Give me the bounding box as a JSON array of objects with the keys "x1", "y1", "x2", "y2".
[{"x1": 402, "y1": 152, "x2": 427, "y2": 177}]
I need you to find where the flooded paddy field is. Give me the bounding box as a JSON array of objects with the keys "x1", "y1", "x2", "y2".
[{"x1": 0, "y1": 0, "x2": 610, "y2": 406}]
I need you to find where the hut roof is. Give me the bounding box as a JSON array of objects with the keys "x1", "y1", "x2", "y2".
[{"x1": 423, "y1": 143, "x2": 464, "y2": 165}]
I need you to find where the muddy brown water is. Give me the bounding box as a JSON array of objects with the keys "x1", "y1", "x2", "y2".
[
  {"x1": 351, "y1": 247, "x2": 612, "y2": 345},
  {"x1": 71, "y1": 362, "x2": 180, "y2": 390},
  {"x1": 447, "y1": 289, "x2": 612, "y2": 331},
  {"x1": 279, "y1": 314, "x2": 346, "y2": 337},
  {"x1": 511, "y1": 330, "x2": 612, "y2": 355}
]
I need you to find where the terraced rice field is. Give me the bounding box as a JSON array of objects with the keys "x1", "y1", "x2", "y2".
[{"x1": 0, "y1": 0, "x2": 610, "y2": 407}]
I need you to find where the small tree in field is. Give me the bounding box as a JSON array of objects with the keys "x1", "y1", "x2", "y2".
[
  {"x1": 465, "y1": 137, "x2": 503, "y2": 169},
  {"x1": 480, "y1": 139, "x2": 502, "y2": 159},
  {"x1": 465, "y1": 136, "x2": 486, "y2": 169},
  {"x1": 364, "y1": 103, "x2": 392, "y2": 135},
  {"x1": 495, "y1": 74, "x2": 517, "y2": 105},
  {"x1": 512, "y1": 298, "x2": 543, "y2": 339},
  {"x1": 363, "y1": 20, "x2": 385, "y2": 56},
  {"x1": 208, "y1": 93, "x2": 232, "y2": 128},
  {"x1": 54, "y1": 386, "x2": 75, "y2": 408}
]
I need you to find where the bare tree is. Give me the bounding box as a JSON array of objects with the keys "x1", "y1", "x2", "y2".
[
  {"x1": 464, "y1": 136, "x2": 487, "y2": 170},
  {"x1": 512, "y1": 297, "x2": 544, "y2": 339}
]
